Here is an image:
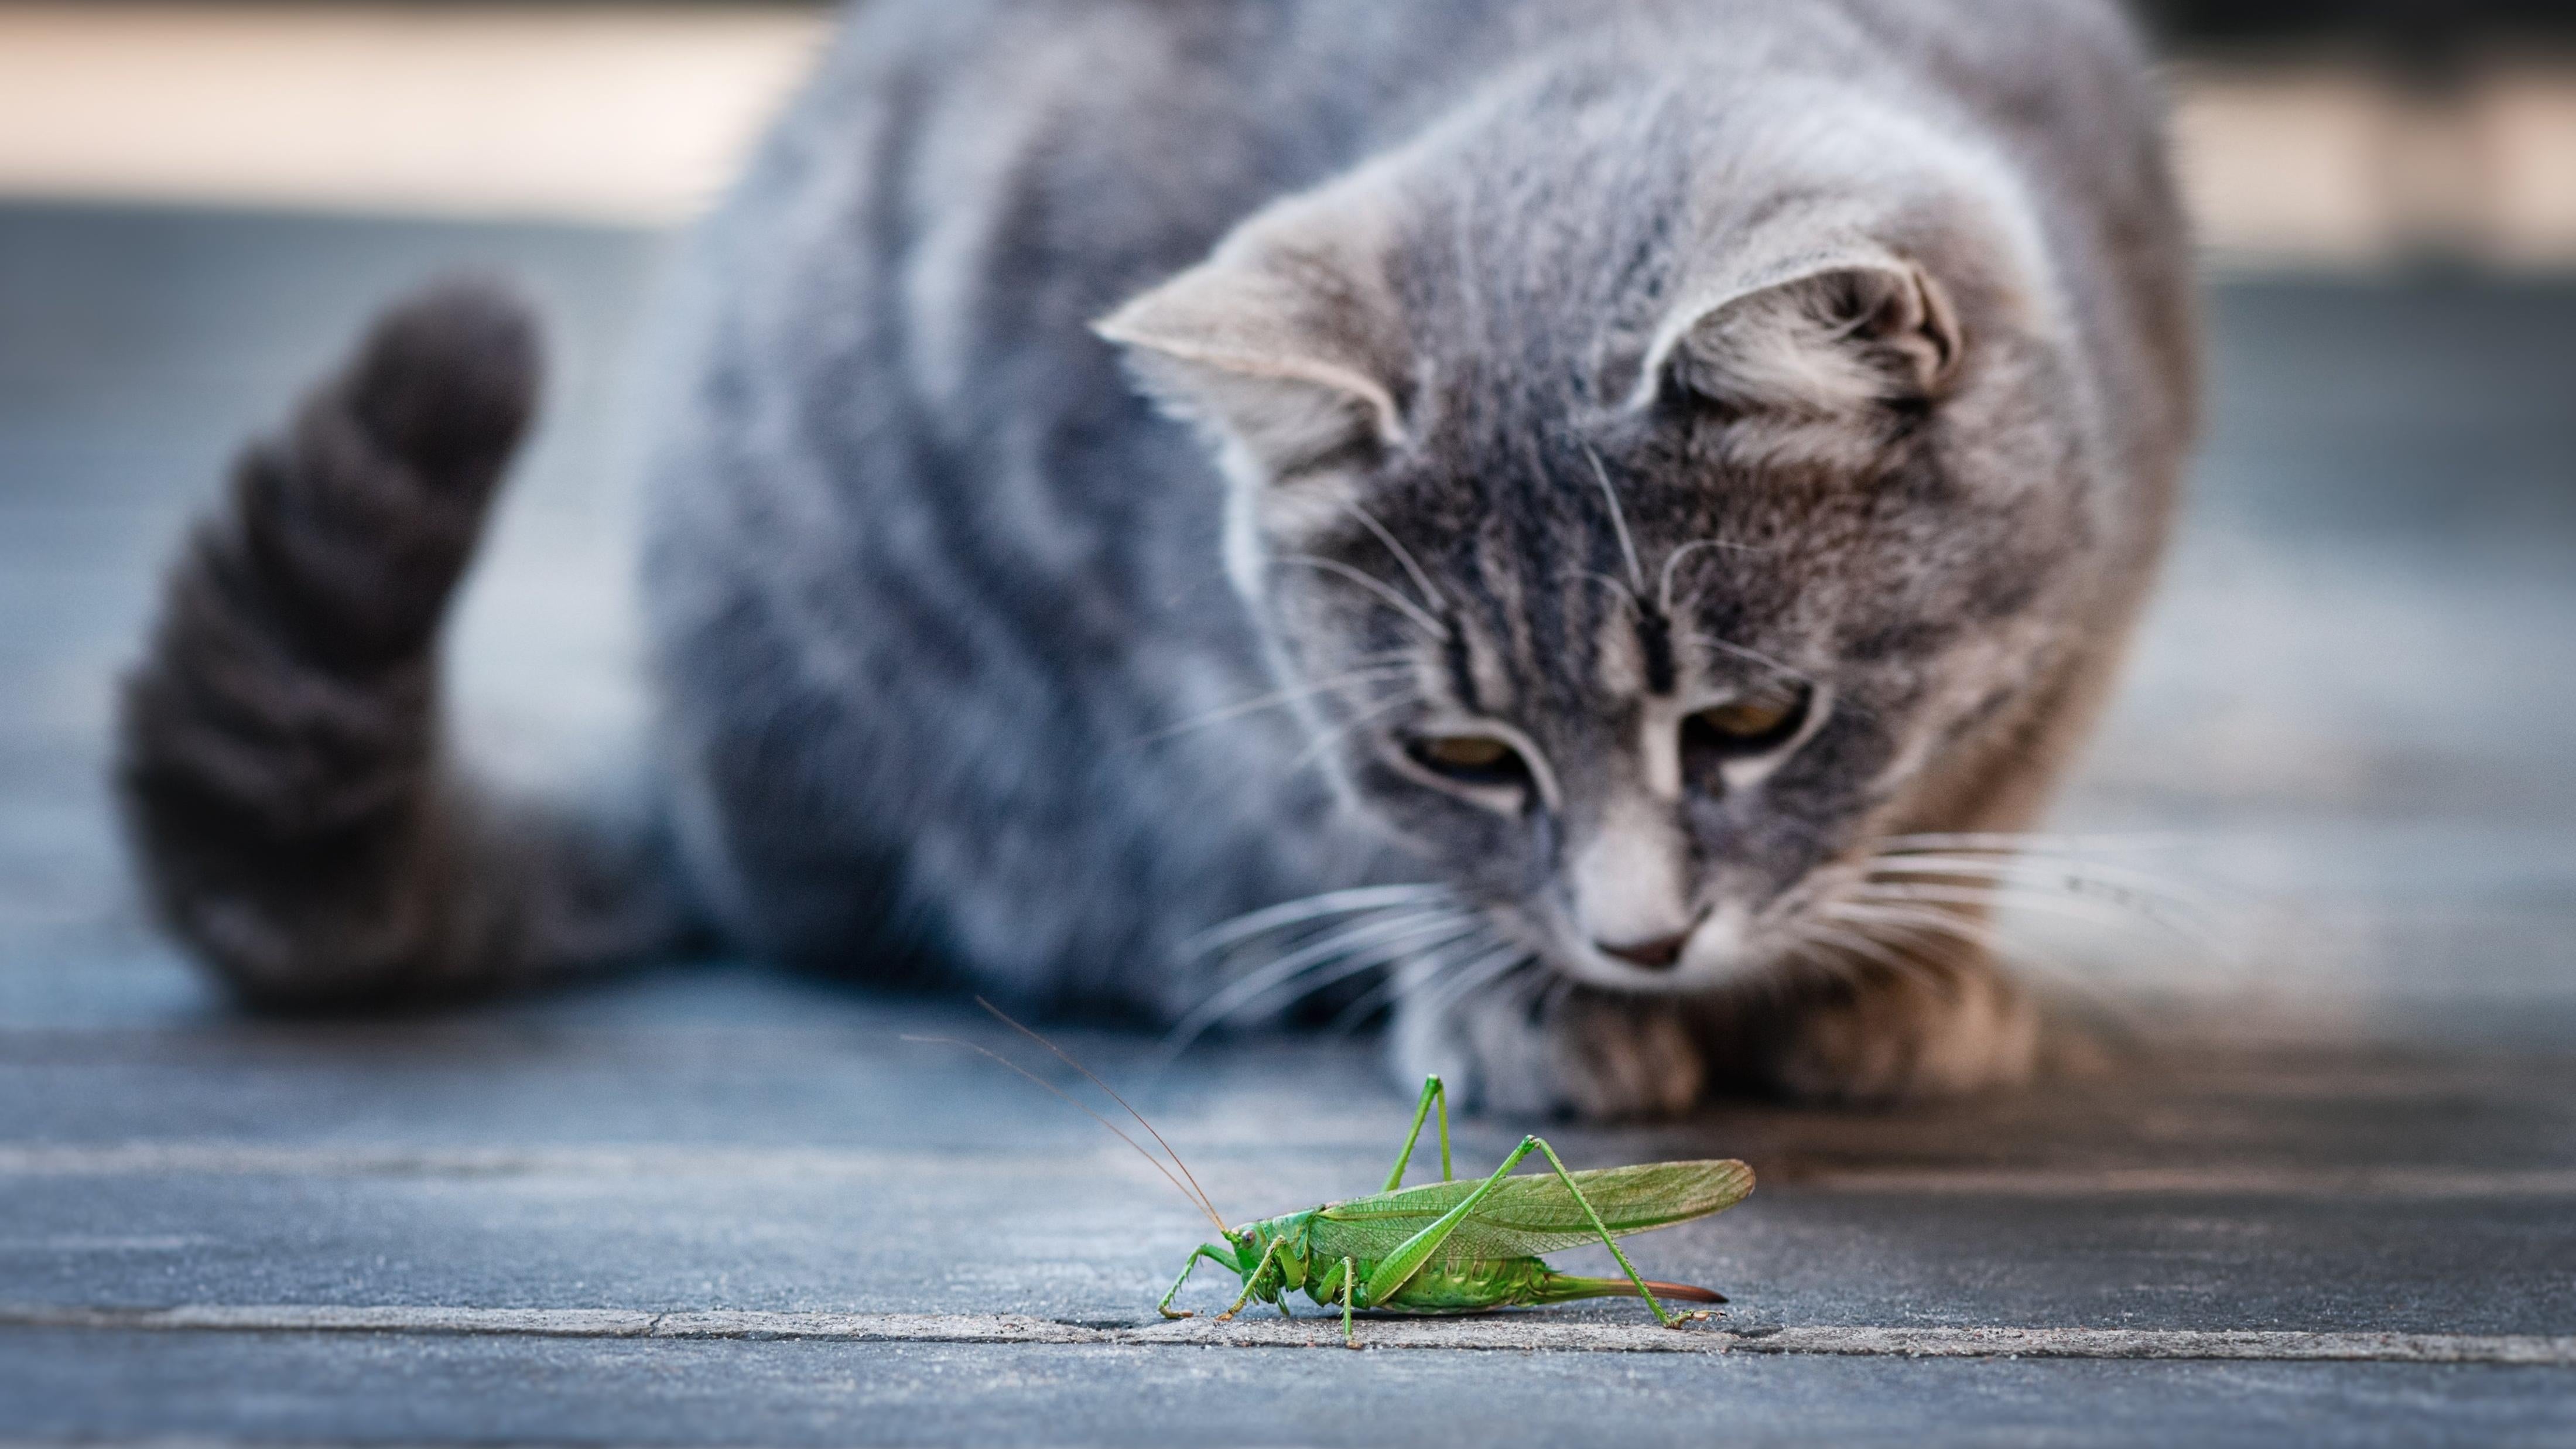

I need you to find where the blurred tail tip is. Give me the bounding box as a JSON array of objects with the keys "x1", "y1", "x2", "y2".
[{"x1": 348, "y1": 274, "x2": 543, "y2": 468}]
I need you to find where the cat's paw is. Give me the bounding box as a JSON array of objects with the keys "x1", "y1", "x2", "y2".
[
  {"x1": 1391, "y1": 980, "x2": 1703, "y2": 1120},
  {"x1": 1763, "y1": 961, "x2": 2037, "y2": 1105}
]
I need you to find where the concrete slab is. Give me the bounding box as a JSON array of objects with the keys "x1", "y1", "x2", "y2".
[{"x1": 7, "y1": 1328, "x2": 2575, "y2": 1448}]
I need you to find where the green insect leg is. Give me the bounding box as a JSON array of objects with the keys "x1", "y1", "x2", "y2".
[
  {"x1": 1158, "y1": 1242, "x2": 1240, "y2": 1319},
  {"x1": 1524, "y1": 1137, "x2": 1681, "y2": 1327},
  {"x1": 1215, "y1": 1235, "x2": 1286, "y2": 1323},
  {"x1": 1380, "y1": 1075, "x2": 1455, "y2": 1191},
  {"x1": 1341, "y1": 1255, "x2": 1360, "y2": 1349}
]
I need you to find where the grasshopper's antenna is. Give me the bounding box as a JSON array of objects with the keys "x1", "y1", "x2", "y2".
[
  {"x1": 971, "y1": 998, "x2": 1229, "y2": 1233},
  {"x1": 904, "y1": 1033, "x2": 1231, "y2": 1236}
]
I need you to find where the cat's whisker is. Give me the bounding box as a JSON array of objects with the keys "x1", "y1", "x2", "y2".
[
  {"x1": 1538, "y1": 972, "x2": 1575, "y2": 1016},
  {"x1": 1203, "y1": 900, "x2": 1474, "y2": 995},
  {"x1": 1339, "y1": 498, "x2": 1451, "y2": 616},
  {"x1": 1775, "y1": 929, "x2": 1877, "y2": 998},
  {"x1": 1413, "y1": 944, "x2": 1540, "y2": 1030},
  {"x1": 1499, "y1": 959, "x2": 1554, "y2": 1014},
  {"x1": 1135, "y1": 664, "x2": 1421, "y2": 746},
  {"x1": 1818, "y1": 907, "x2": 2141, "y2": 1019},
  {"x1": 1183, "y1": 884, "x2": 1451, "y2": 958},
  {"x1": 1328, "y1": 930, "x2": 1510, "y2": 1037},
  {"x1": 1829, "y1": 887, "x2": 2233, "y2": 1009},
  {"x1": 1271, "y1": 554, "x2": 1446, "y2": 638},
  {"x1": 1333, "y1": 648, "x2": 1435, "y2": 669},
  {"x1": 1655, "y1": 538, "x2": 1768, "y2": 617},
  {"x1": 1286, "y1": 687, "x2": 1422, "y2": 776},
  {"x1": 1877, "y1": 883, "x2": 2220, "y2": 953},
  {"x1": 1579, "y1": 443, "x2": 1648, "y2": 596},
  {"x1": 1872, "y1": 839, "x2": 2240, "y2": 928},
  {"x1": 1820, "y1": 899, "x2": 2011, "y2": 957},
  {"x1": 1794, "y1": 920, "x2": 1956, "y2": 996},
  {"x1": 1164, "y1": 911, "x2": 1482, "y2": 1060},
  {"x1": 1186, "y1": 907, "x2": 1469, "y2": 1022},
  {"x1": 1862, "y1": 853, "x2": 2219, "y2": 925},
  {"x1": 1845, "y1": 880, "x2": 2218, "y2": 956},
  {"x1": 1212, "y1": 918, "x2": 1491, "y2": 1036},
  {"x1": 1666, "y1": 631, "x2": 1833, "y2": 699},
  {"x1": 1876, "y1": 831, "x2": 2195, "y2": 857},
  {"x1": 1867, "y1": 845, "x2": 2210, "y2": 893},
  {"x1": 1564, "y1": 568, "x2": 1644, "y2": 612}
]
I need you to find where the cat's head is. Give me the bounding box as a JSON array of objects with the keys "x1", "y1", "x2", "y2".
[{"x1": 1100, "y1": 84, "x2": 2127, "y2": 996}]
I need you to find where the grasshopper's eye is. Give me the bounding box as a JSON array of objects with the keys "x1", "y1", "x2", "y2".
[
  {"x1": 1405, "y1": 733, "x2": 1531, "y2": 789},
  {"x1": 1682, "y1": 684, "x2": 1811, "y2": 765}
]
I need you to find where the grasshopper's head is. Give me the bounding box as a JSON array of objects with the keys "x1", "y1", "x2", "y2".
[{"x1": 1231, "y1": 1212, "x2": 1316, "y2": 1291}]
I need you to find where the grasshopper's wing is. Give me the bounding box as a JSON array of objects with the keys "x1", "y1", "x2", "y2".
[{"x1": 1310, "y1": 1159, "x2": 1754, "y2": 1260}]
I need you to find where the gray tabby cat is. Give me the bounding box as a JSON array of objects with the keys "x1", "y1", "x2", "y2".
[{"x1": 118, "y1": 0, "x2": 2193, "y2": 1117}]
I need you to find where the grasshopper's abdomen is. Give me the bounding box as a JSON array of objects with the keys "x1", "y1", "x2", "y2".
[
  {"x1": 1311, "y1": 1257, "x2": 1557, "y2": 1315},
  {"x1": 1306, "y1": 1257, "x2": 1723, "y2": 1316}
]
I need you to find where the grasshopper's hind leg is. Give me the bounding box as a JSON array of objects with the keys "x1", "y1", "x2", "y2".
[
  {"x1": 1524, "y1": 1139, "x2": 1687, "y2": 1328},
  {"x1": 1381, "y1": 1075, "x2": 1454, "y2": 1191}
]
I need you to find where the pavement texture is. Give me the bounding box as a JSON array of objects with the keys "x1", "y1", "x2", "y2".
[{"x1": 1, "y1": 204, "x2": 2574, "y2": 1445}]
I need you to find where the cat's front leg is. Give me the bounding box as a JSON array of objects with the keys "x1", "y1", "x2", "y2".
[{"x1": 1390, "y1": 975, "x2": 1704, "y2": 1120}]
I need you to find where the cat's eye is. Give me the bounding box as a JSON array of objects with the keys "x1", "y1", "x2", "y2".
[
  {"x1": 1682, "y1": 684, "x2": 1811, "y2": 759},
  {"x1": 1406, "y1": 733, "x2": 1531, "y2": 788}
]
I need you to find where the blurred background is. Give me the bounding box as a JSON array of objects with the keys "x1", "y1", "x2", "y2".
[{"x1": 0, "y1": 1, "x2": 2570, "y2": 1040}]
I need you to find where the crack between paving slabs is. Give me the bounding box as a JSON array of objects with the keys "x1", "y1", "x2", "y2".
[{"x1": 3, "y1": 1306, "x2": 2572, "y2": 1364}]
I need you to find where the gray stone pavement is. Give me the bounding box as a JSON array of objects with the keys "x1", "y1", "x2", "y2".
[{"x1": 2, "y1": 205, "x2": 2574, "y2": 1444}]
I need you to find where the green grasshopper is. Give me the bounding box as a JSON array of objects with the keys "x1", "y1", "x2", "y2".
[{"x1": 926, "y1": 1004, "x2": 1755, "y2": 1348}]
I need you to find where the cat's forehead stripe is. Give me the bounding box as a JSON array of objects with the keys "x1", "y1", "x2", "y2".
[{"x1": 1637, "y1": 610, "x2": 1678, "y2": 696}]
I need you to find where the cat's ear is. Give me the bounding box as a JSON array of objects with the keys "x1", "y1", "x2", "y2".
[
  {"x1": 1632, "y1": 248, "x2": 1963, "y2": 418},
  {"x1": 1094, "y1": 198, "x2": 1410, "y2": 480}
]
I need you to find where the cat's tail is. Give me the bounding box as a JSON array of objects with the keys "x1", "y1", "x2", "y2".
[{"x1": 115, "y1": 279, "x2": 693, "y2": 1010}]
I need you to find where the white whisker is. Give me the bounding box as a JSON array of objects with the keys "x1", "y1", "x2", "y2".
[
  {"x1": 1564, "y1": 568, "x2": 1643, "y2": 612},
  {"x1": 1863, "y1": 853, "x2": 2219, "y2": 925},
  {"x1": 1413, "y1": 945, "x2": 1538, "y2": 1030},
  {"x1": 1667, "y1": 630, "x2": 1822, "y2": 690},
  {"x1": 1655, "y1": 538, "x2": 1766, "y2": 616},
  {"x1": 1272, "y1": 554, "x2": 1445, "y2": 638},
  {"x1": 1135, "y1": 664, "x2": 1419, "y2": 745},
  {"x1": 1341, "y1": 499, "x2": 1450, "y2": 616},
  {"x1": 1287, "y1": 688, "x2": 1421, "y2": 776},
  {"x1": 1216, "y1": 920, "x2": 1489, "y2": 1035},
  {"x1": 1540, "y1": 972, "x2": 1578, "y2": 1017},
  {"x1": 1821, "y1": 900, "x2": 2010, "y2": 956},
  {"x1": 1327, "y1": 928, "x2": 1504, "y2": 1036},
  {"x1": 1877, "y1": 831, "x2": 2193, "y2": 856},
  {"x1": 1580, "y1": 443, "x2": 1647, "y2": 596},
  {"x1": 1795, "y1": 920, "x2": 1956, "y2": 995},
  {"x1": 1166, "y1": 911, "x2": 1476, "y2": 1052},
  {"x1": 1846, "y1": 880, "x2": 2216, "y2": 955},
  {"x1": 1183, "y1": 884, "x2": 1449, "y2": 958}
]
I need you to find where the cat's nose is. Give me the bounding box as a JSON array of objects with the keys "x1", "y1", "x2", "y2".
[{"x1": 1596, "y1": 928, "x2": 1692, "y2": 970}]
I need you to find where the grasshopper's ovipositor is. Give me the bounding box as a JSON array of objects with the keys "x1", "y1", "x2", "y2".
[{"x1": 921, "y1": 1003, "x2": 1754, "y2": 1348}]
